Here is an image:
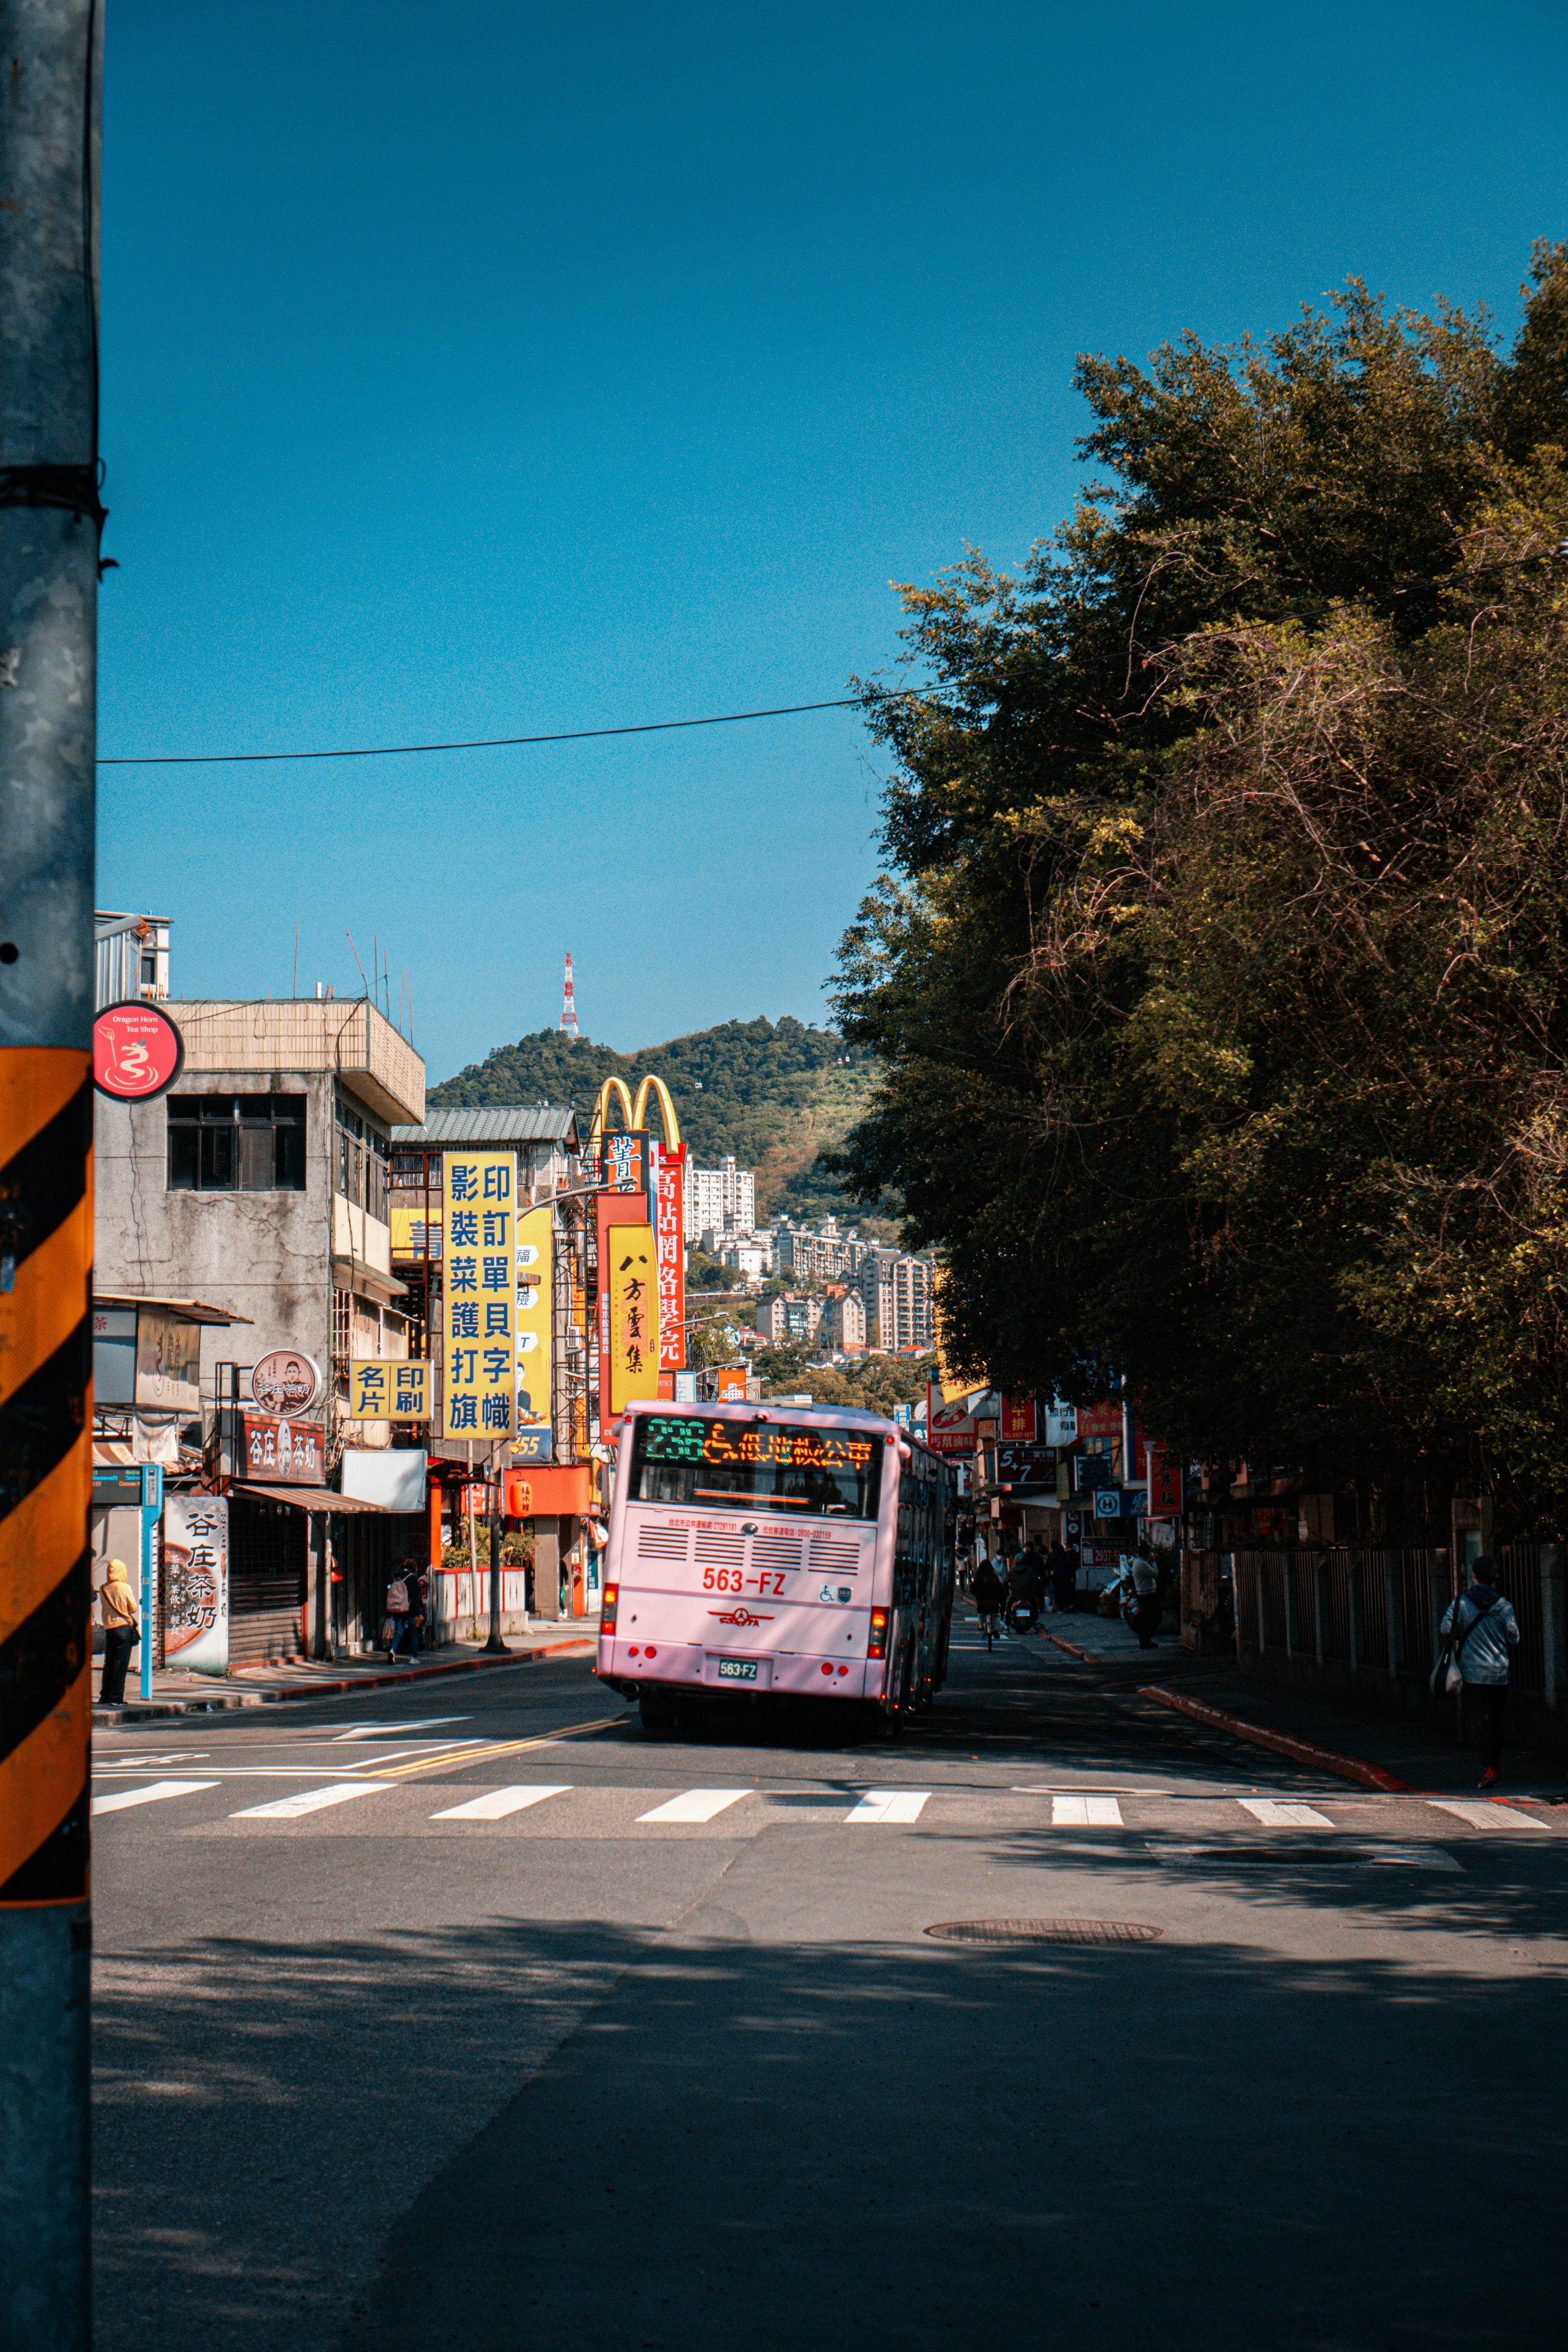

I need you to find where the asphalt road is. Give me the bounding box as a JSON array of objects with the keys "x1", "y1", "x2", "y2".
[{"x1": 91, "y1": 1619, "x2": 1568, "y2": 2351}]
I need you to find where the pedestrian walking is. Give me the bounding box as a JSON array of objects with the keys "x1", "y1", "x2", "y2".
[
  {"x1": 385, "y1": 1566, "x2": 411, "y2": 1661},
  {"x1": 1047, "y1": 1539, "x2": 1074, "y2": 1613},
  {"x1": 1122, "y1": 1546, "x2": 1162, "y2": 1650},
  {"x1": 1439, "y1": 1555, "x2": 1520, "y2": 1788},
  {"x1": 403, "y1": 1557, "x2": 428, "y2": 1661},
  {"x1": 98, "y1": 1558, "x2": 140, "y2": 1705}
]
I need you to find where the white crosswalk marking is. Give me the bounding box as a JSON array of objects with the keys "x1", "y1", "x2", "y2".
[
  {"x1": 1427, "y1": 1800, "x2": 1550, "y2": 1832},
  {"x1": 1240, "y1": 1799, "x2": 1334, "y2": 1828},
  {"x1": 845, "y1": 1789, "x2": 930, "y2": 1824},
  {"x1": 230, "y1": 1782, "x2": 395, "y2": 1820},
  {"x1": 91, "y1": 1779, "x2": 217, "y2": 1817},
  {"x1": 430, "y1": 1784, "x2": 572, "y2": 1821},
  {"x1": 636, "y1": 1788, "x2": 751, "y2": 1824},
  {"x1": 1052, "y1": 1794, "x2": 1123, "y2": 1826}
]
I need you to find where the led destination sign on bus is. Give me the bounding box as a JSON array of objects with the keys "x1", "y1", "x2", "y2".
[
  {"x1": 641, "y1": 1418, "x2": 873, "y2": 1473},
  {"x1": 632, "y1": 1416, "x2": 882, "y2": 1519}
]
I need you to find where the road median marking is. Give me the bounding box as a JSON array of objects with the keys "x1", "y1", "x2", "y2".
[{"x1": 371, "y1": 1716, "x2": 630, "y2": 1779}]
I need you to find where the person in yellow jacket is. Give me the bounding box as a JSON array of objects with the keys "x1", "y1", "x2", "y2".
[{"x1": 99, "y1": 1558, "x2": 140, "y2": 1705}]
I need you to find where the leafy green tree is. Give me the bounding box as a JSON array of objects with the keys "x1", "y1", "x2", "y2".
[{"x1": 835, "y1": 246, "x2": 1568, "y2": 1531}]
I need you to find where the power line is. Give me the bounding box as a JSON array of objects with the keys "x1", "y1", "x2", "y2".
[{"x1": 96, "y1": 695, "x2": 861, "y2": 768}]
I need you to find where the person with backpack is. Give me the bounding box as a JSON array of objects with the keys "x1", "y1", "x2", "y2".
[
  {"x1": 385, "y1": 1565, "x2": 411, "y2": 1661},
  {"x1": 1439, "y1": 1555, "x2": 1521, "y2": 1788}
]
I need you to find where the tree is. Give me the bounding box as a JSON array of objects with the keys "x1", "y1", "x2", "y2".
[{"x1": 835, "y1": 246, "x2": 1568, "y2": 1531}]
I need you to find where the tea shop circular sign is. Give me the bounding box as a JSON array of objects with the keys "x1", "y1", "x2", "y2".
[
  {"x1": 251, "y1": 1350, "x2": 322, "y2": 1415},
  {"x1": 93, "y1": 1001, "x2": 184, "y2": 1101}
]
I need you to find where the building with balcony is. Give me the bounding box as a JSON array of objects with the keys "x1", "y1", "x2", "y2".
[
  {"x1": 684, "y1": 1154, "x2": 755, "y2": 1236},
  {"x1": 94, "y1": 996, "x2": 428, "y2": 1659}
]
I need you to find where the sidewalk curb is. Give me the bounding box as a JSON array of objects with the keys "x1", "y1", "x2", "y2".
[
  {"x1": 1048, "y1": 1633, "x2": 1096, "y2": 1662},
  {"x1": 93, "y1": 1638, "x2": 595, "y2": 1724},
  {"x1": 1138, "y1": 1684, "x2": 1412, "y2": 1792}
]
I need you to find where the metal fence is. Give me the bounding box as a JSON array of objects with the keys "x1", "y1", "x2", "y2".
[{"x1": 1226, "y1": 1544, "x2": 1555, "y2": 1700}]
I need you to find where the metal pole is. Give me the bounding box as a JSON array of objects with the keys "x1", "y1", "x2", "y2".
[
  {"x1": 0, "y1": 5, "x2": 102, "y2": 2345},
  {"x1": 465, "y1": 1445, "x2": 477, "y2": 1634},
  {"x1": 485, "y1": 1440, "x2": 507, "y2": 1653}
]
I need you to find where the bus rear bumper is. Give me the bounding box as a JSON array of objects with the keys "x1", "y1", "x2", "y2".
[{"x1": 597, "y1": 1637, "x2": 875, "y2": 1701}]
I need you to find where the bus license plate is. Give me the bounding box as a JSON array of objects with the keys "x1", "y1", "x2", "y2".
[{"x1": 716, "y1": 1659, "x2": 758, "y2": 1682}]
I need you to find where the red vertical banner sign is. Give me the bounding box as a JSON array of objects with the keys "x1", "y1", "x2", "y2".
[
  {"x1": 656, "y1": 1142, "x2": 686, "y2": 1370},
  {"x1": 1000, "y1": 1396, "x2": 1036, "y2": 1440},
  {"x1": 1146, "y1": 1446, "x2": 1182, "y2": 1516}
]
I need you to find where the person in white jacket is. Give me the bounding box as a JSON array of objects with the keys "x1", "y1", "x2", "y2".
[{"x1": 1439, "y1": 1557, "x2": 1521, "y2": 1788}]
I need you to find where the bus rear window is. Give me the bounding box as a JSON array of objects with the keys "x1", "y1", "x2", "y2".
[{"x1": 628, "y1": 1415, "x2": 884, "y2": 1520}]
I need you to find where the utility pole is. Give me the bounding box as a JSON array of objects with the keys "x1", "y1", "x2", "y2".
[
  {"x1": 484, "y1": 1439, "x2": 508, "y2": 1653},
  {"x1": 0, "y1": 6, "x2": 104, "y2": 2350}
]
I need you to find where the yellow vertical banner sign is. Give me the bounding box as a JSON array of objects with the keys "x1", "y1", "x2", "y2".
[
  {"x1": 442, "y1": 1148, "x2": 517, "y2": 1438},
  {"x1": 515, "y1": 1204, "x2": 552, "y2": 1428},
  {"x1": 606, "y1": 1221, "x2": 661, "y2": 1413}
]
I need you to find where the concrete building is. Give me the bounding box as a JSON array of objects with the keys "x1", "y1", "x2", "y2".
[
  {"x1": 857, "y1": 1247, "x2": 936, "y2": 1351},
  {"x1": 685, "y1": 1154, "x2": 755, "y2": 1236},
  {"x1": 754, "y1": 1292, "x2": 824, "y2": 1345},
  {"x1": 387, "y1": 1103, "x2": 592, "y2": 1628},
  {"x1": 715, "y1": 1234, "x2": 772, "y2": 1282},
  {"x1": 95, "y1": 908, "x2": 171, "y2": 1007},
  {"x1": 772, "y1": 1214, "x2": 871, "y2": 1284},
  {"x1": 820, "y1": 1287, "x2": 867, "y2": 1353},
  {"x1": 94, "y1": 996, "x2": 427, "y2": 1661}
]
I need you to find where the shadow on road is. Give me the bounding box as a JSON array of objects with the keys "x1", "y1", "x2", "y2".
[{"x1": 95, "y1": 1857, "x2": 1568, "y2": 2352}]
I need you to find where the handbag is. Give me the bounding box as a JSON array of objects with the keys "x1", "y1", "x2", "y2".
[
  {"x1": 1430, "y1": 1593, "x2": 1495, "y2": 1699},
  {"x1": 381, "y1": 1615, "x2": 396, "y2": 1645}
]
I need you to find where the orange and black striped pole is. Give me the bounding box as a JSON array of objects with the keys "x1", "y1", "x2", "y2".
[{"x1": 0, "y1": 5, "x2": 103, "y2": 2347}]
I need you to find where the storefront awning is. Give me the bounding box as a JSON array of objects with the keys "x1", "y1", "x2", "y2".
[{"x1": 231, "y1": 1482, "x2": 394, "y2": 1514}]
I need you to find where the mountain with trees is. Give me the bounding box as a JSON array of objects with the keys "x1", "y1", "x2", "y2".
[
  {"x1": 833, "y1": 241, "x2": 1568, "y2": 1534},
  {"x1": 430, "y1": 1015, "x2": 897, "y2": 1230}
]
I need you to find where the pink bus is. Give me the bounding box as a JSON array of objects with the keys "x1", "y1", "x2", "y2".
[{"x1": 597, "y1": 1400, "x2": 956, "y2": 1732}]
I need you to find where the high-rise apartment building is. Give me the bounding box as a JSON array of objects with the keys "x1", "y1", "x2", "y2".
[
  {"x1": 684, "y1": 1154, "x2": 755, "y2": 1237},
  {"x1": 857, "y1": 1248, "x2": 936, "y2": 1351}
]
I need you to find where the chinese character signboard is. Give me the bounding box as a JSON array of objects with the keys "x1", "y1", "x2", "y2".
[
  {"x1": 926, "y1": 1385, "x2": 984, "y2": 1456},
  {"x1": 443, "y1": 1148, "x2": 517, "y2": 1439},
  {"x1": 1145, "y1": 1446, "x2": 1182, "y2": 1517},
  {"x1": 655, "y1": 1142, "x2": 685, "y2": 1372},
  {"x1": 1000, "y1": 1396, "x2": 1036, "y2": 1441},
  {"x1": 996, "y1": 1439, "x2": 1056, "y2": 1486},
  {"x1": 163, "y1": 1493, "x2": 229, "y2": 1672},
  {"x1": 606, "y1": 1221, "x2": 660, "y2": 1414},
  {"x1": 349, "y1": 1359, "x2": 429, "y2": 1420},
  {"x1": 601, "y1": 1128, "x2": 655, "y2": 1212},
  {"x1": 390, "y1": 1201, "x2": 439, "y2": 1259},
  {"x1": 597, "y1": 1192, "x2": 645, "y2": 1427},
  {"x1": 515, "y1": 1203, "x2": 552, "y2": 1430},
  {"x1": 242, "y1": 1415, "x2": 324, "y2": 1482}
]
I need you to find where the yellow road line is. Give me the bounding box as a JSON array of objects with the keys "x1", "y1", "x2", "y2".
[{"x1": 371, "y1": 1716, "x2": 630, "y2": 1780}]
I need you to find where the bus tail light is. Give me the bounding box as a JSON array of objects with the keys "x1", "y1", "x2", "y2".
[
  {"x1": 868, "y1": 1607, "x2": 889, "y2": 1661},
  {"x1": 601, "y1": 1584, "x2": 618, "y2": 1633}
]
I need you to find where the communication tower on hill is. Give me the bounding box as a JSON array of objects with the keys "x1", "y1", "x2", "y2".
[{"x1": 560, "y1": 951, "x2": 580, "y2": 1040}]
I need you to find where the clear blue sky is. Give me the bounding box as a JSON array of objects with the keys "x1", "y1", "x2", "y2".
[{"x1": 98, "y1": 0, "x2": 1568, "y2": 1084}]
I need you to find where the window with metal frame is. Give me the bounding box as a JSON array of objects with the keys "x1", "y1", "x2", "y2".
[{"x1": 166, "y1": 1094, "x2": 306, "y2": 1192}]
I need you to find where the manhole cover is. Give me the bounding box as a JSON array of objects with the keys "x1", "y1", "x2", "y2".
[{"x1": 924, "y1": 1918, "x2": 1163, "y2": 1945}]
